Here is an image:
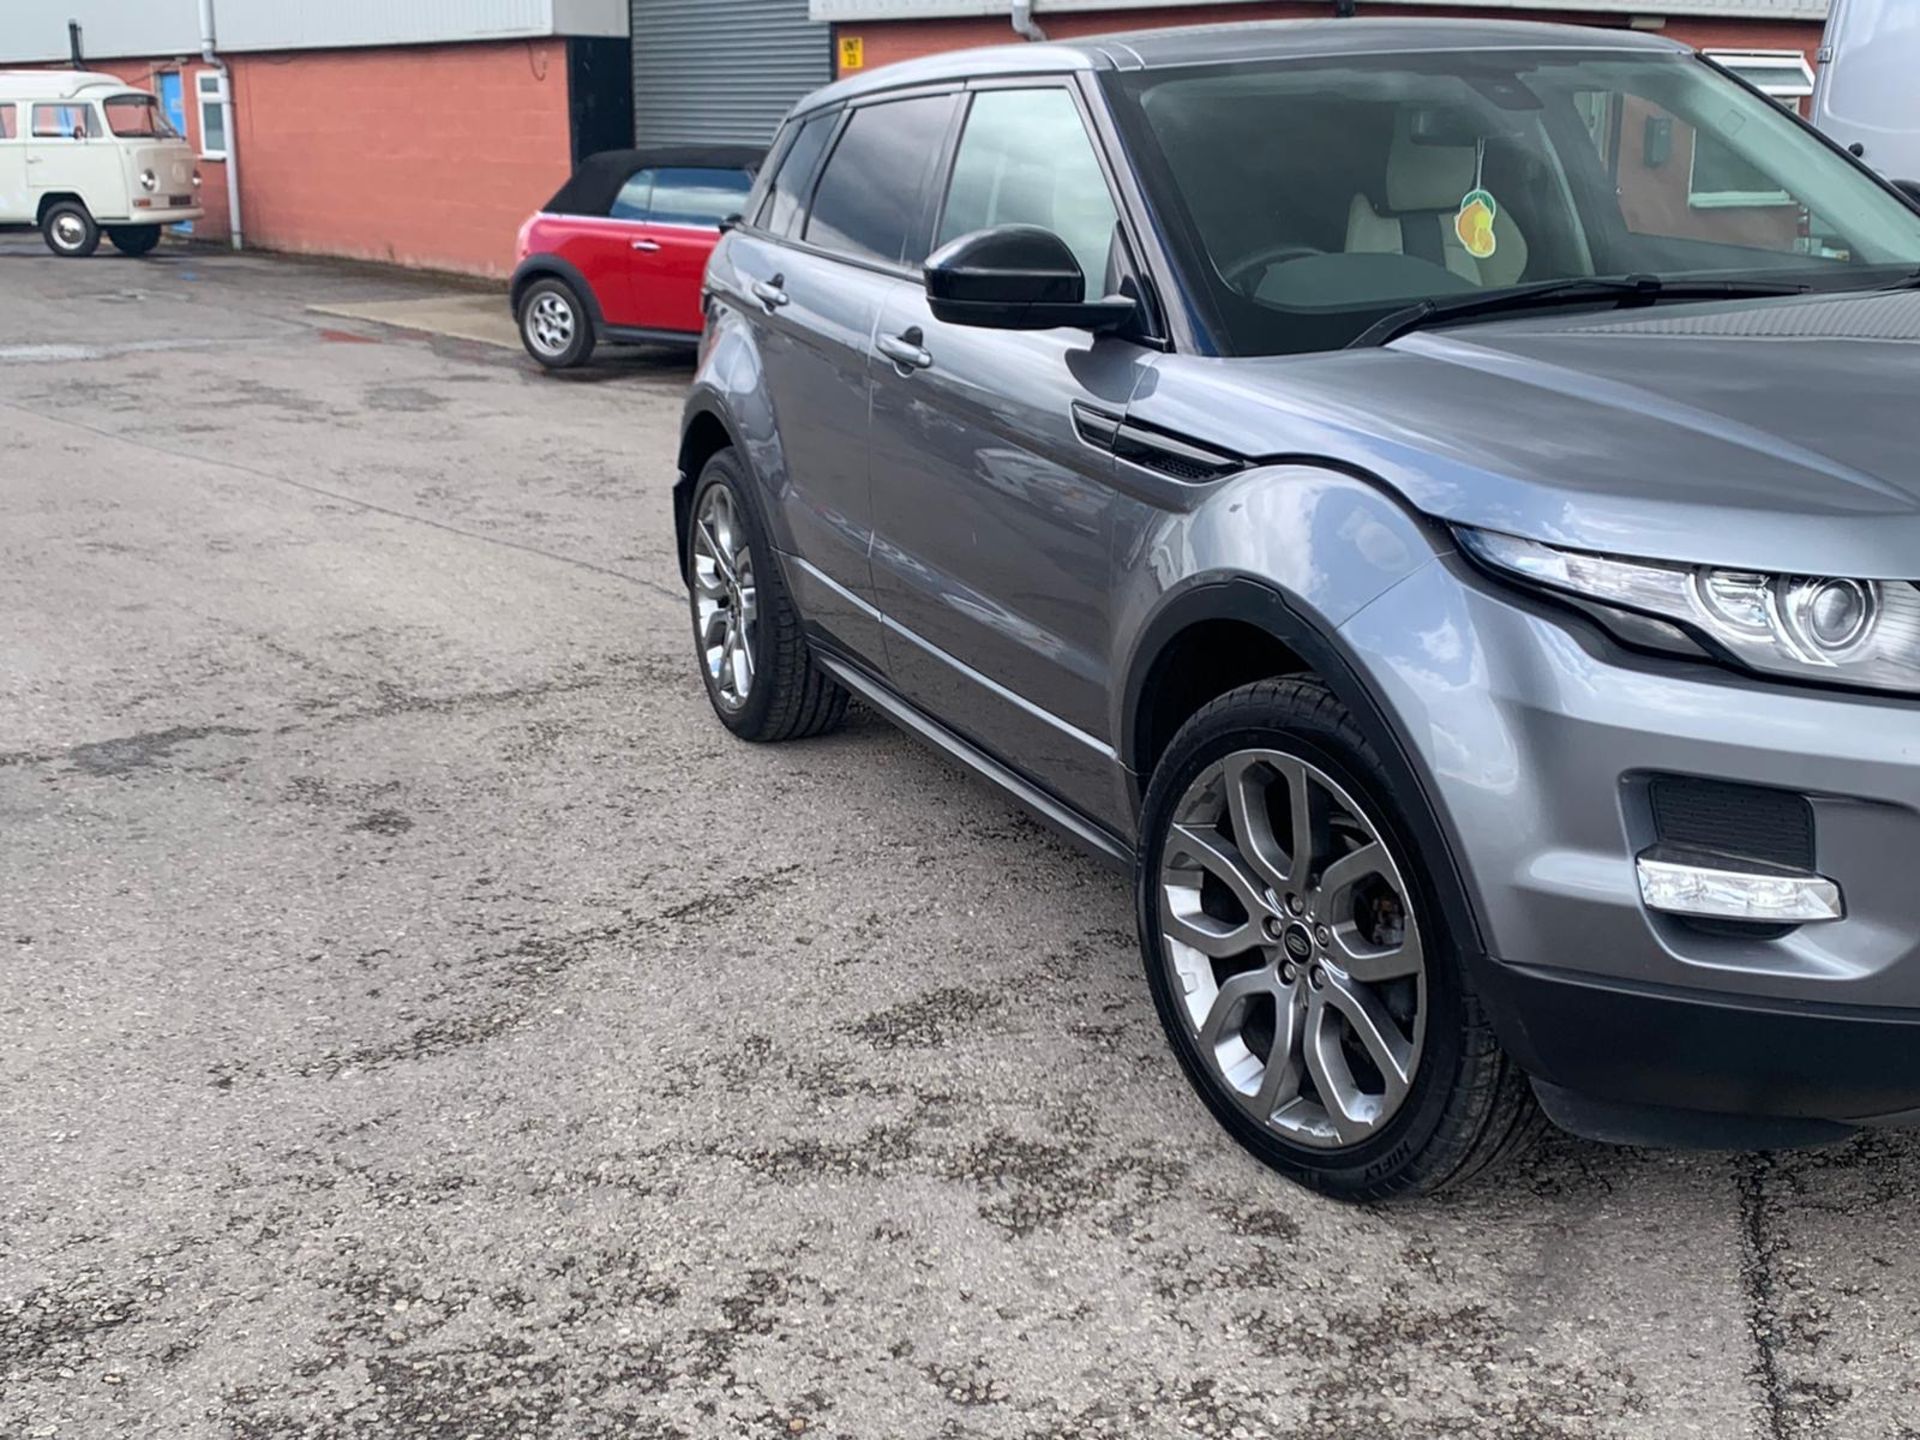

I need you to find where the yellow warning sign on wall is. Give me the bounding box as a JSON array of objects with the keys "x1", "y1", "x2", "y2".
[{"x1": 839, "y1": 35, "x2": 865, "y2": 72}]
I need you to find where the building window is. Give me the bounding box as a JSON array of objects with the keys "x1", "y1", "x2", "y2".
[
  {"x1": 196, "y1": 71, "x2": 227, "y2": 159},
  {"x1": 1692, "y1": 51, "x2": 1817, "y2": 210}
]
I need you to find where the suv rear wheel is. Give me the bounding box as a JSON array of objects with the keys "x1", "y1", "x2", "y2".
[
  {"x1": 42, "y1": 201, "x2": 100, "y2": 258},
  {"x1": 1136, "y1": 677, "x2": 1540, "y2": 1200},
  {"x1": 685, "y1": 450, "x2": 848, "y2": 742}
]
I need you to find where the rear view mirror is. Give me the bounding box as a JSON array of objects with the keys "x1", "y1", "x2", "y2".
[{"x1": 924, "y1": 225, "x2": 1135, "y2": 333}]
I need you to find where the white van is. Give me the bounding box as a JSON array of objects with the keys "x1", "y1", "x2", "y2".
[
  {"x1": 0, "y1": 70, "x2": 202, "y2": 257},
  {"x1": 1814, "y1": 0, "x2": 1920, "y2": 188}
]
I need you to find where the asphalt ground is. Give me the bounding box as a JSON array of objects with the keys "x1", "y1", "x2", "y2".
[{"x1": 4, "y1": 234, "x2": 1918, "y2": 1439}]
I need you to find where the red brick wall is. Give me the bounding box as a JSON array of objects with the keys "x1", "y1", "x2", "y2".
[
  {"x1": 103, "y1": 41, "x2": 574, "y2": 276},
  {"x1": 835, "y1": 7, "x2": 1824, "y2": 75}
]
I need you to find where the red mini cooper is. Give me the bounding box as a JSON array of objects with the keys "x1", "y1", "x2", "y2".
[{"x1": 511, "y1": 146, "x2": 762, "y2": 370}]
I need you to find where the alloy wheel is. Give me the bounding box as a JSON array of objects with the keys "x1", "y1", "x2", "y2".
[
  {"x1": 526, "y1": 291, "x2": 576, "y2": 358},
  {"x1": 691, "y1": 485, "x2": 757, "y2": 710},
  {"x1": 1157, "y1": 748, "x2": 1426, "y2": 1150}
]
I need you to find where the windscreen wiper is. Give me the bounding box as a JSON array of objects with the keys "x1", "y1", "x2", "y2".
[{"x1": 1349, "y1": 273, "x2": 1812, "y2": 349}]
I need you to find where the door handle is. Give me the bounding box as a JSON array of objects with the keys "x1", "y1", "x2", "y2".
[
  {"x1": 631, "y1": 238, "x2": 661, "y2": 252},
  {"x1": 877, "y1": 328, "x2": 932, "y2": 372},
  {"x1": 752, "y1": 276, "x2": 789, "y2": 312}
]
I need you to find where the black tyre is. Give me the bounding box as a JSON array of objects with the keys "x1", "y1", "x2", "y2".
[
  {"x1": 517, "y1": 277, "x2": 595, "y2": 369},
  {"x1": 685, "y1": 449, "x2": 848, "y2": 742},
  {"x1": 42, "y1": 201, "x2": 100, "y2": 258},
  {"x1": 1136, "y1": 677, "x2": 1540, "y2": 1201},
  {"x1": 107, "y1": 225, "x2": 163, "y2": 257}
]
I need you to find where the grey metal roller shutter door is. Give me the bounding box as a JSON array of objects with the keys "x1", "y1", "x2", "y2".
[{"x1": 632, "y1": 0, "x2": 832, "y2": 146}]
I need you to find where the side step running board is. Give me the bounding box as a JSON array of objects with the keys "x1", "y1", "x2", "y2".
[{"x1": 814, "y1": 655, "x2": 1134, "y2": 873}]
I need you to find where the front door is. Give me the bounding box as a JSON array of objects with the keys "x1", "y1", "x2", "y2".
[
  {"x1": 26, "y1": 101, "x2": 124, "y2": 218},
  {"x1": 626, "y1": 164, "x2": 753, "y2": 335},
  {"x1": 866, "y1": 84, "x2": 1154, "y2": 830},
  {"x1": 0, "y1": 104, "x2": 25, "y2": 223}
]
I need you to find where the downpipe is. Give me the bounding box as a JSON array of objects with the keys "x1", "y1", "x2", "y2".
[
  {"x1": 198, "y1": 0, "x2": 242, "y2": 250},
  {"x1": 1011, "y1": 1, "x2": 1046, "y2": 42}
]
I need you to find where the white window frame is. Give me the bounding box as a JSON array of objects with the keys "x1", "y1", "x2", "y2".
[
  {"x1": 195, "y1": 71, "x2": 227, "y2": 160},
  {"x1": 1690, "y1": 50, "x2": 1816, "y2": 210}
]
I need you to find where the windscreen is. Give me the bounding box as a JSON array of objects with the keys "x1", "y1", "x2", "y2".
[
  {"x1": 1103, "y1": 49, "x2": 1920, "y2": 355},
  {"x1": 104, "y1": 94, "x2": 180, "y2": 139}
]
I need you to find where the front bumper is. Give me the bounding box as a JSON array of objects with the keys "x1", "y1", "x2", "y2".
[{"x1": 1341, "y1": 553, "x2": 1920, "y2": 1134}]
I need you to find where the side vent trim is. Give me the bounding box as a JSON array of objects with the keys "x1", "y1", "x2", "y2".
[{"x1": 1071, "y1": 402, "x2": 1247, "y2": 483}]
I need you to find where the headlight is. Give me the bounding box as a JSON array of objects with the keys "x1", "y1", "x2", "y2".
[
  {"x1": 1456, "y1": 527, "x2": 1920, "y2": 695},
  {"x1": 191, "y1": 170, "x2": 203, "y2": 188},
  {"x1": 139, "y1": 169, "x2": 158, "y2": 192}
]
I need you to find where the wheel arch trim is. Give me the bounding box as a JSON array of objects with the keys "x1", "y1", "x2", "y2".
[
  {"x1": 509, "y1": 256, "x2": 605, "y2": 334},
  {"x1": 1119, "y1": 573, "x2": 1487, "y2": 956}
]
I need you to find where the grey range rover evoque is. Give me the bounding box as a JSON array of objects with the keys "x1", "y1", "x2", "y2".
[{"x1": 673, "y1": 18, "x2": 1920, "y2": 1199}]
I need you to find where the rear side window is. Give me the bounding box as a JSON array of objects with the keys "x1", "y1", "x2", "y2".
[
  {"x1": 805, "y1": 94, "x2": 955, "y2": 266},
  {"x1": 0, "y1": 105, "x2": 15, "y2": 140},
  {"x1": 759, "y1": 113, "x2": 836, "y2": 237},
  {"x1": 32, "y1": 103, "x2": 101, "y2": 140},
  {"x1": 650, "y1": 167, "x2": 753, "y2": 227},
  {"x1": 610, "y1": 170, "x2": 652, "y2": 221},
  {"x1": 938, "y1": 88, "x2": 1122, "y2": 300}
]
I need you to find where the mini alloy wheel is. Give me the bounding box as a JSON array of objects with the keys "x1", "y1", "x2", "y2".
[
  {"x1": 517, "y1": 278, "x2": 594, "y2": 369},
  {"x1": 691, "y1": 482, "x2": 758, "y2": 711},
  {"x1": 526, "y1": 291, "x2": 576, "y2": 359},
  {"x1": 1157, "y1": 747, "x2": 1426, "y2": 1149}
]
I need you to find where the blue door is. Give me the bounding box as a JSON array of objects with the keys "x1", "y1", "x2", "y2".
[{"x1": 158, "y1": 73, "x2": 192, "y2": 235}]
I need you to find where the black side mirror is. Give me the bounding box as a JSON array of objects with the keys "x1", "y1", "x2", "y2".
[
  {"x1": 1892, "y1": 179, "x2": 1920, "y2": 211},
  {"x1": 924, "y1": 225, "x2": 1135, "y2": 333},
  {"x1": 718, "y1": 212, "x2": 743, "y2": 234}
]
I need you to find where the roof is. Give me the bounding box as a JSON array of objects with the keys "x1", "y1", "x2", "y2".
[
  {"x1": 543, "y1": 145, "x2": 768, "y2": 218},
  {"x1": 0, "y1": 69, "x2": 143, "y2": 102},
  {"x1": 801, "y1": 18, "x2": 1685, "y2": 111}
]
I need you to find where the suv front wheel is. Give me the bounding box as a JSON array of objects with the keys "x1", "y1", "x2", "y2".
[{"x1": 1136, "y1": 677, "x2": 1540, "y2": 1200}]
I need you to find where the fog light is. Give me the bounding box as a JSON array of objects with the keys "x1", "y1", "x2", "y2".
[{"x1": 1636, "y1": 846, "x2": 1843, "y2": 924}]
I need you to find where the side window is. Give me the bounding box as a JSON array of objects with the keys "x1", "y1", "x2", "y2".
[
  {"x1": 32, "y1": 103, "x2": 101, "y2": 140},
  {"x1": 611, "y1": 169, "x2": 653, "y2": 222},
  {"x1": 937, "y1": 88, "x2": 1122, "y2": 299},
  {"x1": 650, "y1": 167, "x2": 754, "y2": 227},
  {"x1": 0, "y1": 105, "x2": 15, "y2": 140},
  {"x1": 759, "y1": 112, "x2": 834, "y2": 237},
  {"x1": 805, "y1": 94, "x2": 956, "y2": 266}
]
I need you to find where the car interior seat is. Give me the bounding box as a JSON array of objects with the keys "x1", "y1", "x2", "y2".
[{"x1": 1347, "y1": 111, "x2": 1529, "y2": 288}]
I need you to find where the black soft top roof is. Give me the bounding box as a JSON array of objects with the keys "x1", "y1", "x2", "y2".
[{"x1": 544, "y1": 145, "x2": 767, "y2": 217}]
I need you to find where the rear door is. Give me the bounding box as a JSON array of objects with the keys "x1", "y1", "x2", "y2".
[
  {"x1": 627, "y1": 165, "x2": 754, "y2": 334},
  {"x1": 720, "y1": 93, "x2": 957, "y2": 669},
  {"x1": 0, "y1": 105, "x2": 25, "y2": 223},
  {"x1": 866, "y1": 82, "x2": 1155, "y2": 830}
]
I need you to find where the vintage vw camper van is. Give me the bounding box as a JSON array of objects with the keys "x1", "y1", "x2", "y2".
[{"x1": 0, "y1": 70, "x2": 202, "y2": 257}]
